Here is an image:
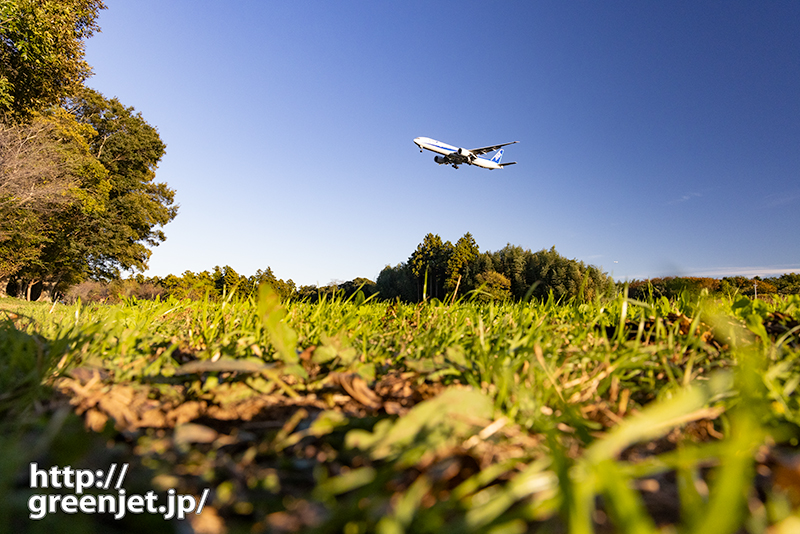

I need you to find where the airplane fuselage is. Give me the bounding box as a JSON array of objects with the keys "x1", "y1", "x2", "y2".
[{"x1": 413, "y1": 137, "x2": 516, "y2": 169}]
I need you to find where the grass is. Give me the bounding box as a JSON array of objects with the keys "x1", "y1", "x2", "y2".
[{"x1": 2, "y1": 288, "x2": 800, "y2": 533}]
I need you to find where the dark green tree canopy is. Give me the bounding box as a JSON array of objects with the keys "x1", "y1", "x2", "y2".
[
  {"x1": 445, "y1": 232, "x2": 479, "y2": 293},
  {"x1": 66, "y1": 88, "x2": 177, "y2": 279},
  {"x1": 474, "y1": 270, "x2": 511, "y2": 302},
  {"x1": 3, "y1": 90, "x2": 177, "y2": 299},
  {"x1": 0, "y1": 107, "x2": 107, "y2": 296},
  {"x1": 389, "y1": 234, "x2": 614, "y2": 304},
  {"x1": 408, "y1": 233, "x2": 454, "y2": 301},
  {"x1": 1, "y1": 0, "x2": 105, "y2": 119},
  {"x1": 0, "y1": 0, "x2": 181, "y2": 299},
  {"x1": 376, "y1": 263, "x2": 416, "y2": 302}
]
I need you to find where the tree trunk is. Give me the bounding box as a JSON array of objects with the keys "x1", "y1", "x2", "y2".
[
  {"x1": 37, "y1": 273, "x2": 63, "y2": 302},
  {"x1": 25, "y1": 279, "x2": 39, "y2": 301}
]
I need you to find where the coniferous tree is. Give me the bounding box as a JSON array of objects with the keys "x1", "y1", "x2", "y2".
[
  {"x1": 376, "y1": 263, "x2": 416, "y2": 302},
  {"x1": 445, "y1": 232, "x2": 479, "y2": 296},
  {"x1": 408, "y1": 233, "x2": 453, "y2": 300}
]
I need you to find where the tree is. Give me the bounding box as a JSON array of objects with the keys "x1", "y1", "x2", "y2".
[
  {"x1": 66, "y1": 88, "x2": 177, "y2": 279},
  {"x1": 4, "y1": 91, "x2": 176, "y2": 299},
  {"x1": 490, "y1": 244, "x2": 528, "y2": 299},
  {"x1": 1, "y1": 4, "x2": 177, "y2": 299},
  {"x1": 337, "y1": 277, "x2": 377, "y2": 301},
  {"x1": 719, "y1": 276, "x2": 776, "y2": 298},
  {"x1": 0, "y1": 214, "x2": 41, "y2": 296},
  {"x1": 296, "y1": 285, "x2": 321, "y2": 302},
  {"x1": 213, "y1": 265, "x2": 244, "y2": 296},
  {"x1": 375, "y1": 263, "x2": 416, "y2": 302},
  {"x1": 767, "y1": 273, "x2": 800, "y2": 295},
  {"x1": 0, "y1": 108, "x2": 107, "y2": 298},
  {"x1": 444, "y1": 232, "x2": 479, "y2": 297},
  {"x1": 473, "y1": 271, "x2": 511, "y2": 302},
  {"x1": 522, "y1": 247, "x2": 568, "y2": 301},
  {"x1": 0, "y1": 115, "x2": 80, "y2": 216},
  {"x1": 408, "y1": 233, "x2": 453, "y2": 301},
  {"x1": 514, "y1": 246, "x2": 613, "y2": 302},
  {"x1": 249, "y1": 267, "x2": 295, "y2": 301},
  {"x1": 463, "y1": 252, "x2": 494, "y2": 295},
  {"x1": 1, "y1": 0, "x2": 105, "y2": 119},
  {"x1": 157, "y1": 270, "x2": 215, "y2": 300}
]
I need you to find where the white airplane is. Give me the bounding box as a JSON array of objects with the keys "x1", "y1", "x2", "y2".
[{"x1": 413, "y1": 137, "x2": 518, "y2": 169}]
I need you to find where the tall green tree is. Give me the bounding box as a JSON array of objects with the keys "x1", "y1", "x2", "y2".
[
  {"x1": 473, "y1": 270, "x2": 511, "y2": 302},
  {"x1": 408, "y1": 233, "x2": 453, "y2": 301},
  {"x1": 156, "y1": 270, "x2": 215, "y2": 300},
  {"x1": 444, "y1": 232, "x2": 479, "y2": 296},
  {"x1": 524, "y1": 246, "x2": 613, "y2": 302},
  {"x1": 1, "y1": 108, "x2": 107, "y2": 298},
  {"x1": 767, "y1": 273, "x2": 800, "y2": 295},
  {"x1": 7, "y1": 91, "x2": 176, "y2": 299},
  {"x1": 66, "y1": 88, "x2": 177, "y2": 279},
  {"x1": 1, "y1": 0, "x2": 105, "y2": 119},
  {"x1": 490, "y1": 244, "x2": 528, "y2": 299},
  {"x1": 249, "y1": 267, "x2": 296, "y2": 301},
  {"x1": 375, "y1": 263, "x2": 416, "y2": 302},
  {"x1": 1, "y1": 4, "x2": 177, "y2": 300},
  {"x1": 213, "y1": 265, "x2": 244, "y2": 296}
]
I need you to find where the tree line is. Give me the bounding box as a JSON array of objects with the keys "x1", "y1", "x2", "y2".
[
  {"x1": 1, "y1": 0, "x2": 177, "y2": 300},
  {"x1": 626, "y1": 274, "x2": 800, "y2": 300},
  {"x1": 51, "y1": 232, "x2": 618, "y2": 305},
  {"x1": 375, "y1": 232, "x2": 614, "y2": 303},
  {"x1": 54, "y1": 238, "x2": 800, "y2": 305}
]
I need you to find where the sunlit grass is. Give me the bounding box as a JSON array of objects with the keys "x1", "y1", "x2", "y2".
[{"x1": 2, "y1": 290, "x2": 800, "y2": 532}]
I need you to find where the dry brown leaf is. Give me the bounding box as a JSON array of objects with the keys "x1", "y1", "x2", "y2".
[
  {"x1": 329, "y1": 372, "x2": 382, "y2": 409},
  {"x1": 84, "y1": 408, "x2": 109, "y2": 432},
  {"x1": 174, "y1": 423, "x2": 219, "y2": 446},
  {"x1": 188, "y1": 504, "x2": 228, "y2": 534},
  {"x1": 166, "y1": 401, "x2": 207, "y2": 426},
  {"x1": 771, "y1": 451, "x2": 800, "y2": 506}
]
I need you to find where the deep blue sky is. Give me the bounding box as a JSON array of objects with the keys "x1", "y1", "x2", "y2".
[{"x1": 84, "y1": 1, "x2": 800, "y2": 286}]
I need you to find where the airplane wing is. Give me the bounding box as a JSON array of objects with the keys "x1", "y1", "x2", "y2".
[{"x1": 467, "y1": 141, "x2": 518, "y2": 156}]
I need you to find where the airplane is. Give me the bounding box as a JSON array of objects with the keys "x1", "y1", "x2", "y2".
[{"x1": 413, "y1": 137, "x2": 518, "y2": 169}]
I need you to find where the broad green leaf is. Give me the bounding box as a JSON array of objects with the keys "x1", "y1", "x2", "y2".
[
  {"x1": 312, "y1": 467, "x2": 376, "y2": 501},
  {"x1": 346, "y1": 387, "x2": 493, "y2": 463},
  {"x1": 257, "y1": 283, "x2": 299, "y2": 364},
  {"x1": 584, "y1": 375, "x2": 730, "y2": 464}
]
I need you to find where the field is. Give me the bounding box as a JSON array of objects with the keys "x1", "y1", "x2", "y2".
[{"x1": 3, "y1": 287, "x2": 800, "y2": 533}]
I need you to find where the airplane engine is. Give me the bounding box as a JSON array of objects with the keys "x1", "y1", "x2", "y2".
[
  {"x1": 457, "y1": 148, "x2": 474, "y2": 159},
  {"x1": 434, "y1": 156, "x2": 448, "y2": 164}
]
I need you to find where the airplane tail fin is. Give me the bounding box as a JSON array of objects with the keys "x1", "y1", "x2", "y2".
[{"x1": 491, "y1": 149, "x2": 504, "y2": 163}]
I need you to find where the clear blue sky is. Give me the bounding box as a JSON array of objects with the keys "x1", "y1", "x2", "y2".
[{"x1": 83, "y1": 1, "x2": 800, "y2": 286}]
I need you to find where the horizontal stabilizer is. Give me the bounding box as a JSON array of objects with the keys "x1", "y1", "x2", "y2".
[{"x1": 500, "y1": 161, "x2": 517, "y2": 167}]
